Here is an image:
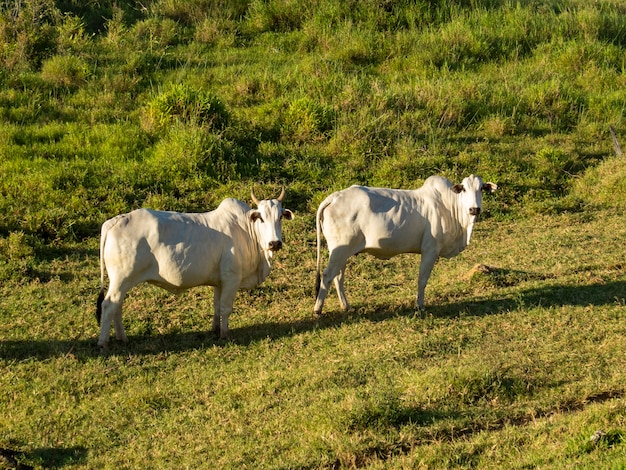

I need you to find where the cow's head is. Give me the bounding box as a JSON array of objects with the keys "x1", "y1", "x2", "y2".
[
  {"x1": 250, "y1": 188, "x2": 294, "y2": 256},
  {"x1": 452, "y1": 174, "x2": 497, "y2": 221}
]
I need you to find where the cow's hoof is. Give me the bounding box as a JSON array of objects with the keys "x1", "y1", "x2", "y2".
[
  {"x1": 98, "y1": 343, "x2": 109, "y2": 355},
  {"x1": 413, "y1": 306, "x2": 428, "y2": 319},
  {"x1": 314, "y1": 310, "x2": 323, "y2": 316}
]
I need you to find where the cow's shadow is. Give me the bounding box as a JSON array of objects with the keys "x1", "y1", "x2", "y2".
[{"x1": 2, "y1": 278, "x2": 625, "y2": 361}]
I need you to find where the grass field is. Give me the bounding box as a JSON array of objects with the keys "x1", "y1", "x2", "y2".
[{"x1": 1, "y1": 0, "x2": 626, "y2": 468}]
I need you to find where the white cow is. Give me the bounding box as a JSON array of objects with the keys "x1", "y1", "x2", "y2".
[
  {"x1": 314, "y1": 175, "x2": 497, "y2": 315},
  {"x1": 96, "y1": 189, "x2": 294, "y2": 350}
]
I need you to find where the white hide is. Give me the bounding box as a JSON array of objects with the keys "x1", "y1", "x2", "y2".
[
  {"x1": 97, "y1": 195, "x2": 294, "y2": 349},
  {"x1": 314, "y1": 175, "x2": 496, "y2": 315}
]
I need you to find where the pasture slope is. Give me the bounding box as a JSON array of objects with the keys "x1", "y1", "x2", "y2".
[{"x1": 1, "y1": 0, "x2": 626, "y2": 468}]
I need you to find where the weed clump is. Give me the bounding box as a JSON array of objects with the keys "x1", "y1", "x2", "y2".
[
  {"x1": 40, "y1": 54, "x2": 90, "y2": 89},
  {"x1": 141, "y1": 84, "x2": 229, "y2": 134},
  {"x1": 0, "y1": 0, "x2": 59, "y2": 71},
  {"x1": 0, "y1": 231, "x2": 37, "y2": 282},
  {"x1": 282, "y1": 97, "x2": 334, "y2": 143}
]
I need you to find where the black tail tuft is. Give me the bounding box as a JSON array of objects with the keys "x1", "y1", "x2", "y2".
[{"x1": 96, "y1": 289, "x2": 105, "y2": 326}]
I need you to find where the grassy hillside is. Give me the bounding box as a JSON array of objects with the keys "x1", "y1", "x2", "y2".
[{"x1": 1, "y1": 0, "x2": 626, "y2": 468}]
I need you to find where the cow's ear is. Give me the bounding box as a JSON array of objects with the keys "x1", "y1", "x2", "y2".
[
  {"x1": 282, "y1": 209, "x2": 294, "y2": 220},
  {"x1": 482, "y1": 182, "x2": 497, "y2": 193},
  {"x1": 452, "y1": 184, "x2": 464, "y2": 194},
  {"x1": 250, "y1": 211, "x2": 264, "y2": 223}
]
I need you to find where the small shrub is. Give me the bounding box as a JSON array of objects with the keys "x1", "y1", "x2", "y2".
[
  {"x1": 131, "y1": 17, "x2": 180, "y2": 48},
  {"x1": 152, "y1": 0, "x2": 250, "y2": 26},
  {"x1": 56, "y1": 14, "x2": 88, "y2": 54},
  {"x1": 534, "y1": 146, "x2": 578, "y2": 187},
  {"x1": 194, "y1": 18, "x2": 220, "y2": 46},
  {"x1": 0, "y1": 0, "x2": 60, "y2": 71},
  {"x1": 0, "y1": 231, "x2": 37, "y2": 282},
  {"x1": 141, "y1": 84, "x2": 229, "y2": 134},
  {"x1": 40, "y1": 54, "x2": 90, "y2": 89},
  {"x1": 103, "y1": 5, "x2": 126, "y2": 47},
  {"x1": 282, "y1": 97, "x2": 334, "y2": 143},
  {"x1": 247, "y1": 0, "x2": 304, "y2": 33},
  {"x1": 573, "y1": 153, "x2": 626, "y2": 209},
  {"x1": 147, "y1": 125, "x2": 238, "y2": 185},
  {"x1": 1, "y1": 231, "x2": 35, "y2": 260}
]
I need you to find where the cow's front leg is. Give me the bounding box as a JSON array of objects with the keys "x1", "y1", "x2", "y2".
[
  {"x1": 416, "y1": 250, "x2": 438, "y2": 309},
  {"x1": 218, "y1": 283, "x2": 239, "y2": 339},
  {"x1": 212, "y1": 286, "x2": 221, "y2": 336}
]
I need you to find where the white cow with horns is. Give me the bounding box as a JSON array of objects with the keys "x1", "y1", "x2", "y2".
[
  {"x1": 314, "y1": 175, "x2": 497, "y2": 315},
  {"x1": 96, "y1": 188, "x2": 294, "y2": 350}
]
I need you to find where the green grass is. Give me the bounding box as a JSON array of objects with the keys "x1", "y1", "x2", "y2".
[
  {"x1": 1, "y1": 0, "x2": 626, "y2": 468},
  {"x1": 2, "y1": 211, "x2": 626, "y2": 468}
]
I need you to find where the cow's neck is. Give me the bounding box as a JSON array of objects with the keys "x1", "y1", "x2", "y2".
[
  {"x1": 248, "y1": 220, "x2": 273, "y2": 285},
  {"x1": 451, "y1": 203, "x2": 476, "y2": 247},
  {"x1": 257, "y1": 249, "x2": 273, "y2": 283}
]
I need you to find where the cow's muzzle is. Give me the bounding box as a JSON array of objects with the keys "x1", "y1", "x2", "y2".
[
  {"x1": 469, "y1": 207, "x2": 481, "y2": 216},
  {"x1": 268, "y1": 240, "x2": 283, "y2": 251}
]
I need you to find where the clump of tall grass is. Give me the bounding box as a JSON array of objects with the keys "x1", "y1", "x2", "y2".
[
  {"x1": 246, "y1": 0, "x2": 305, "y2": 33},
  {"x1": 140, "y1": 83, "x2": 229, "y2": 134},
  {"x1": 40, "y1": 54, "x2": 90, "y2": 89},
  {"x1": 0, "y1": 0, "x2": 62, "y2": 70},
  {"x1": 131, "y1": 17, "x2": 180, "y2": 49},
  {"x1": 282, "y1": 97, "x2": 335, "y2": 143},
  {"x1": 147, "y1": 125, "x2": 239, "y2": 186},
  {"x1": 0, "y1": 231, "x2": 38, "y2": 282},
  {"x1": 152, "y1": 0, "x2": 250, "y2": 26},
  {"x1": 573, "y1": 148, "x2": 626, "y2": 210}
]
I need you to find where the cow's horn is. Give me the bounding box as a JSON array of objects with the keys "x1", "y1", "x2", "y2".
[
  {"x1": 277, "y1": 187, "x2": 285, "y2": 202},
  {"x1": 251, "y1": 189, "x2": 261, "y2": 206}
]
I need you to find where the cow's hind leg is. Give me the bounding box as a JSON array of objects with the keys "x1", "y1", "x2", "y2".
[
  {"x1": 334, "y1": 268, "x2": 350, "y2": 312},
  {"x1": 314, "y1": 246, "x2": 353, "y2": 315},
  {"x1": 97, "y1": 276, "x2": 132, "y2": 351},
  {"x1": 98, "y1": 287, "x2": 128, "y2": 351},
  {"x1": 113, "y1": 305, "x2": 127, "y2": 343}
]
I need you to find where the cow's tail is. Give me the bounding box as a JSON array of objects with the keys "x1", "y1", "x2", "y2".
[
  {"x1": 315, "y1": 197, "x2": 331, "y2": 297},
  {"x1": 96, "y1": 221, "x2": 109, "y2": 326}
]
